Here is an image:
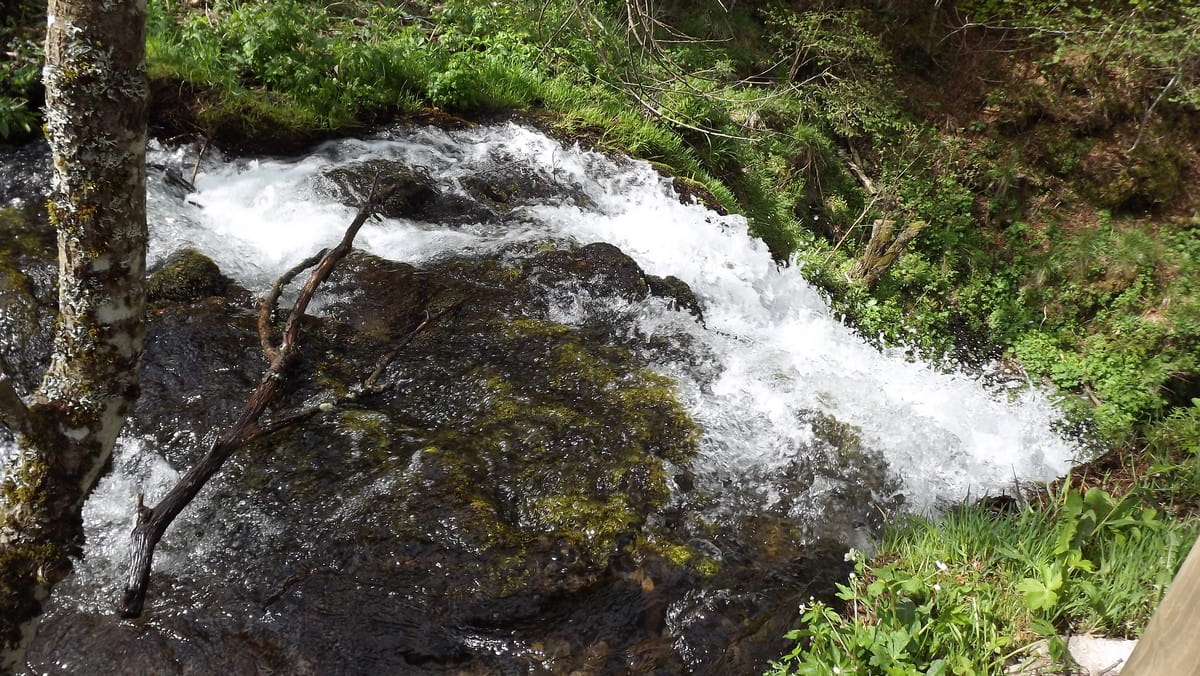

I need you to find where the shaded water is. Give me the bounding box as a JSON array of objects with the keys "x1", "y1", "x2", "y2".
[{"x1": 1, "y1": 123, "x2": 1081, "y2": 672}]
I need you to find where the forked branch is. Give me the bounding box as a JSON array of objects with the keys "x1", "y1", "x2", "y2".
[{"x1": 120, "y1": 182, "x2": 401, "y2": 618}]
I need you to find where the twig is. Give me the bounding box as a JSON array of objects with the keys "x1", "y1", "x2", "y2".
[
  {"x1": 189, "y1": 136, "x2": 210, "y2": 187},
  {"x1": 1128, "y1": 71, "x2": 1179, "y2": 153},
  {"x1": 120, "y1": 181, "x2": 403, "y2": 618},
  {"x1": 0, "y1": 371, "x2": 31, "y2": 438},
  {"x1": 258, "y1": 250, "x2": 327, "y2": 363},
  {"x1": 362, "y1": 300, "x2": 465, "y2": 393}
]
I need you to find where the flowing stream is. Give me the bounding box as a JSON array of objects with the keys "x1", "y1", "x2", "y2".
[
  {"x1": 2, "y1": 122, "x2": 1082, "y2": 672},
  {"x1": 145, "y1": 122, "x2": 1077, "y2": 505}
]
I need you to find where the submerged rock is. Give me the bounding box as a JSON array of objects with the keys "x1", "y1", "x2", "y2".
[
  {"x1": 314, "y1": 158, "x2": 497, "y2": 226},
  {"x1": 312, "y1": 153, "x2": 596, "y2": 227}
]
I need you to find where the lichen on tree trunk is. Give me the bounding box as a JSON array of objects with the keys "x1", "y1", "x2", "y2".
[{"x1": 0, "y1": 0, "x2": 147, "y2": 668}]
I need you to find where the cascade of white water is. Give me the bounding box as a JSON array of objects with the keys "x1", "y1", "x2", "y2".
[
  {"x1": 2, "y1": 124, "x2": 1081, "y2": 597},
  {"x1": 141, "y1": 123, "x2": 1078, "y2": 514}
]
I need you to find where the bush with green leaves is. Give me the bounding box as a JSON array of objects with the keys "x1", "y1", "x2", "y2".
[
  {"x1": 0, "y1": 0, "x2": 41, "y2": 141},
  {"x1": 769, "y1": 487, "x2": 1195, "y2": 675}
]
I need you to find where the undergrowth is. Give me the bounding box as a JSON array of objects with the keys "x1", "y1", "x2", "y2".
[
  {"x1": 769, "y1": 485, "x2": 1197, "y2": 675},
  {"x1": 0, "y1": 0, "x2": 41, "y2": 141}
]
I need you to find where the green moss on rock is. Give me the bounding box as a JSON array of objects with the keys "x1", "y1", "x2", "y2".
[{"x1": 146, "y1": 248, "x2": 231, "y2": 304}]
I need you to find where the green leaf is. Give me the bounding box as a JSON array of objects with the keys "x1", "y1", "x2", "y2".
[
  {"x1": 867, "y1": 579, "x2": 887, "y2": 598},
  {"x1": 1029, "y1": 617, "x2": 1057, "y2": 637},
  {"x1": 1016, "y1": 577, "x2": 1060, "y2": 611},
  {"x1": 1042, "y1": 563, "x2": 1064, "y2": 592},
  {"x1": 894, "y1": 596, "x2": 918, "y2": 628},
  {"x1": 1083, "y1": 487, "x2": 1115, "y2": 515}
]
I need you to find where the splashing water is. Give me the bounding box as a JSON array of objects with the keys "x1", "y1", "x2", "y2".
[
  {"x1": 4, "y1": 122, "x2": 1080, "y2": 590},
  {"x1": 1, "y1": 122, "x2": 1085, "y2": 671},
  {"x1": 136, "y1": 122, "x2": 1078, "y2": 517}
]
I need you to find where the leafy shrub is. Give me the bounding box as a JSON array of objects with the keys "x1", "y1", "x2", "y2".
[{"x1": 769, "y1": 488, "x2": 1195, "y2": 675}]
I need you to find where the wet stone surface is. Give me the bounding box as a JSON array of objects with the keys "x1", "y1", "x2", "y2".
[{"x1": 0, "y1": 150, "x2": 893, "y2": 675}]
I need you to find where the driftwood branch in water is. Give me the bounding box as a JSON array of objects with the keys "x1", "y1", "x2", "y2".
[
  {"x1": 0, "y1": 371, "x2": 31, "y2": 438},
  {"x1": 258, "y1": 250, "x2": 327, "y2": 363},
  {"x1": 120, "y1": 183, "x2": 402, "y2": 618}
]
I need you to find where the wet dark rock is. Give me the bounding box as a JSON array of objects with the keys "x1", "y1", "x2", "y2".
[
  {"x1": 526, "y1": 242, "x2": 650, "y2": 302},
  {"x1": 647, "y1": 273, "x2": 704, "y2": 320},
  {"x1": 146, "y1": 248, "x2": 232, "y2": 304},
  {"x1": 314, "y1": 156, "x2": 597, "y2": 227},
  {"x1": 22, "y1": 242, "x2": 700, "y2": 673},
  {"x1": 0, "y1": 179, "x2": 886, "y2": 674},
  {"x1": 522, "y1": 242, "x2": 705, "y2": 323},
  {"x1": 313, "y1": 158, "x2": 443, "y2": 220},
  {"x1": 0, "y1": 204, "x2": 57, "y2": 395},
  {"x1": 459, "y1": 163, "x2": 593, "y2": 213},
  {"x1": 16, "y1": 239, "x2": 876, "y2": 674}
]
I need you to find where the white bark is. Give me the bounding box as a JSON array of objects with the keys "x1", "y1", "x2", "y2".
[{"x1": 0, "y1": 0, "x2": 147, "y2": 666}]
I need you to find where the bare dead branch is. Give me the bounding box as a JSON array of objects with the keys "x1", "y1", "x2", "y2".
[
  {"x1": 259, "y1": 249, "x2": 327, "y2": 362},
  {"x1": 0, "y1": 371, "x2": 31, "y2": 438},
  {"x1": 362, "y1": 299, "x2": 465, "y2": 393},
  {"x1": 189, "y1": 136, "x2": 210, "y2": 187},
  {"x1": 1128, "y1": 71, "x2": 1180, "y2": 153},
  {"x1": 120, "y1": 181, "x2": 403, "y2": 618}
]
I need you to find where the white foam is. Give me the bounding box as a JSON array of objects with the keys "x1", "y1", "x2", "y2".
[{"x1": 143, "y1": 123, "x2": 1076, "y2": 512}]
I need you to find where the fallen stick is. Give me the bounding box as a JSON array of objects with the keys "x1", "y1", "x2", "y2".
[{"x1": 120, "y1": 181, "x2": 400, "y2": 618}]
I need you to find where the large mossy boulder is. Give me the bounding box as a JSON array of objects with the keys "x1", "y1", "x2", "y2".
[
  {"x1": 0, "y1": 145, "x2": 884, "y2": 673},
  {"x1": 0, "y1": 195, "x2": 877, "y2": 672},
  {"x1": 24, "y1": 241, "x2": 730, "y2": 673}
]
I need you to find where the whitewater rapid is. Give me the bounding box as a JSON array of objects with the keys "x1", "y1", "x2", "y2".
[{"x1": 136, "y1": 122, "x2": 1078, "y2": 514}]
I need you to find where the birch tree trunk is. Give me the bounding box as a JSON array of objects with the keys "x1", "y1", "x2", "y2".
[{"x1": 0, "y1": 0, "x2": 147, "y2": 668}]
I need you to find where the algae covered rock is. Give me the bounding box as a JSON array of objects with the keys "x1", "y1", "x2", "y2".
[
  {"x1": 17, "y1": 229, "x2": 869, "y2": 673},
  {"x1": 25, "y1": 240, "x2": 719, "y2": 673},
  {"x1": 146, "y1": 247, "x2": 232, "y2": 304}
]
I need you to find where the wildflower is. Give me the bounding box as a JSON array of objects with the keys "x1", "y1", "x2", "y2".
[
  {"x1": 935, "y1": 560, "x2": 948, "y2": 571},
  {"x1": 833, "y1": 667, "x2": 841, "y2": 675},
  {"x1": 933, "y1": 583, "x2": 941, "y2": 592},
  {"x1": 843, "y1": 547, "x2": 860, "y2": 562}
]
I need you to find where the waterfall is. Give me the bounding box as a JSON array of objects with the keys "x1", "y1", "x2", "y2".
[{"x1": 140, "y1": 122, "x2": 1078, "y2": 514}]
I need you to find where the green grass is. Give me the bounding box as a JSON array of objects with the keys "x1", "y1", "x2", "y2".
[{"x1": 769, "y1": 486, "x2": 1197, "y2": 675}]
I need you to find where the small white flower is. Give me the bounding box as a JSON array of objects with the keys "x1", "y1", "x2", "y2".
[
  {"x1": 933, "y1": 583, "x2": 941, "y2": 592},
  {"x1": 798, "y1": 603, "x2": 807, "y2": 613},
  {"x1": 935, "y1": 560, "x2": 948, "y2": 571},
  {"x1": 843, "y1": 547, "x2": 860, "y2": 562},
  {"x1": 833, "y1": 667, "x2": 841, "y2": 675}
]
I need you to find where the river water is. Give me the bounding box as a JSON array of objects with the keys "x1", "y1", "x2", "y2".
[
  {"x1": 143, "y1": 122, "x2": 1077, "y2": 506},
  {"x1": 2, "y1": 122, "x2": 1081, "y2": 672}
]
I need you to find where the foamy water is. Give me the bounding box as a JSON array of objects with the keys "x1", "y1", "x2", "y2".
[
  {"x1": 139, "y1": 123, "x2": 1079, "y2": 514},
  {"x1": 3, "y1": 124, "x2": 1081, "y2": 585}
]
